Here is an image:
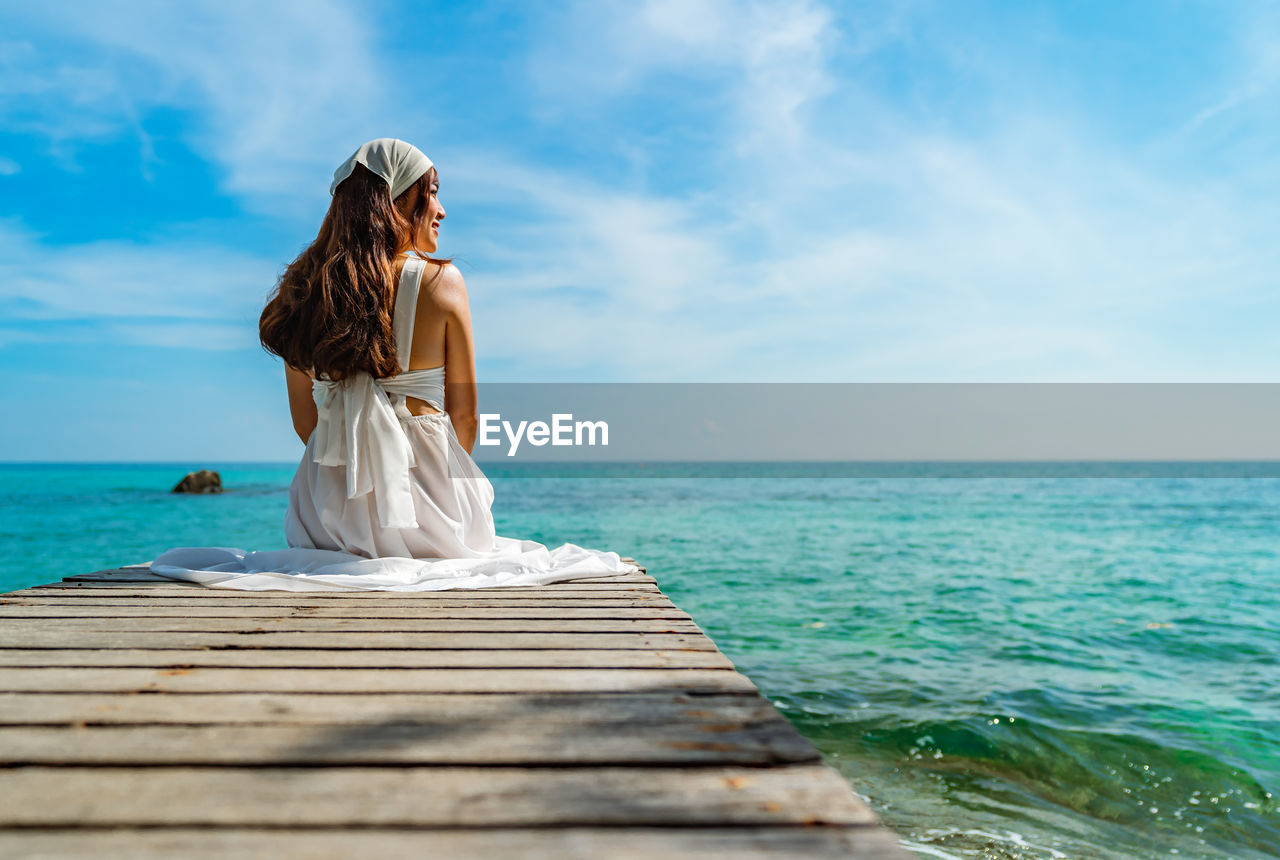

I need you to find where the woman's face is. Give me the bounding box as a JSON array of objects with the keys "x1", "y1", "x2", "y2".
[{"x1": 416, "y1": 173, "x2": 445, "y2": 253}]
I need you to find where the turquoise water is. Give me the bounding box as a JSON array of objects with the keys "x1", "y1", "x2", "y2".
[{"x1": 1, "y1": 462, "x2": 1277, "y2": 859}]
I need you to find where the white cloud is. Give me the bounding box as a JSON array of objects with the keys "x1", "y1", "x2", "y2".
[
  {"x1": 1179, "y1": 4, "x2": 1280, "y2": 136},
  {"x1": 526, "y1": 0, "x2": 836, "y2": 156},
  {"x1": 0, "y1": 219, "x2": 275, "y2": 350},
  {"x1": 2, "y1": 1, "x2": 386, "y2": 214},
  {"x1": 107, "y1": 321, "x2": 259, "y2": 351},
  {"x1": 636, "y1": 0, "x2": 835, "y2": 153}
]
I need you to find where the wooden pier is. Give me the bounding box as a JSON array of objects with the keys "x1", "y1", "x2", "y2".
[{"x1": 0, "y1": 562, "x2": 908, "y2": 858}]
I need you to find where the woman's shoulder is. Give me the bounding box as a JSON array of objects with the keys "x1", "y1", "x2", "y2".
[{"x1": 419, "y1": 261, "x2": 468, "y2": 311}]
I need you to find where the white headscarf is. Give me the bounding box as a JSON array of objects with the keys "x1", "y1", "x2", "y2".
[{"x1": 330, "y1": 138, "x2": 433, "y2": 200}]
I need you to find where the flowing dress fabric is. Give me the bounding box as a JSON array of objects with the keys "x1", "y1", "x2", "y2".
[{"x1": 150, "y1": 257, "x2": 637, "y2": 592}]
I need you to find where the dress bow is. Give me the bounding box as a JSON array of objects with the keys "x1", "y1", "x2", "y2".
[{"x1": 310, "y1": 373, "x2": 417, "y2": 529}]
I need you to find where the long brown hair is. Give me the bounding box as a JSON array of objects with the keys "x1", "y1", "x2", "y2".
[{"x1": 259, "y1": 163, "x2": 449, "y2": 381}]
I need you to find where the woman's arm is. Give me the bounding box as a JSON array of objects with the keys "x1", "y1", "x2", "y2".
[
  {"x1": 437, "y1": 265, "x2": 479, "y2": 452},
  {"x1": 285, "y1": 364, "x2": 318, "y2": 445}
]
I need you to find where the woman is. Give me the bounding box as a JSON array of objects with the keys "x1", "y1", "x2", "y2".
[{"x1": 150, "y1": 139, "x2": 636, "y2": 591}]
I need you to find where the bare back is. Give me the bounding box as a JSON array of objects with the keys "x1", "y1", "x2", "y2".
[
  {"x1": 284, "y1": 255, "x2": 478, "y2": 448},
  {"x1": 391, "y1": 256, "x2": 476, "y2": 420}
]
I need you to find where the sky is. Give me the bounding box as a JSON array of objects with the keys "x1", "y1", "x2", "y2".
[{"x1": 2, "y1": 0, "x2": 1279, "y2": 461}]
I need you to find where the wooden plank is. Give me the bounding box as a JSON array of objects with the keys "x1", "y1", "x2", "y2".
[
  {"x1": 0, "y1": 764, "x2": 876, "y2": 827},
  {"x1": 0, "y1": 600, "x2": 684, "y2": 615},
  {"x1": 0, "y1": 595, "x2": 685, "y2": 614},
  {"x1": 563, "y1": 575, "x2": 656, "y2": 584},
  {"x1": 32, "y1": 581, "x2": 660, "y2": 593},
  {"x1": 0, "y1": 618, "x2": 703, "y2": 633},
  {"x1": 0, "y1": 691, "x2": 776, "y2": 725},
  {"x1": 0, "y1": 826, "x2": 911, "y2": 860},
  {"x1": 0, "y1": 648, "x2": 735, "y2": 669},
  {"x1": 0, "y1": 604, "x2": 692, "y2": 619},
  {"x1": 63, "y1": 569, "x2": 658, "y2": 585},
  {"x1": 58, "y1": 571, "x2": 213, "y2": 583},
  {"x1": 0, "y1": 629, "x2": 717, "y2": 650},
  {"x1": 0, "y1": 666, "x2": 756, "y2": 694},
  {"x1": 0, "y1": 720, "x2": 820, "y2": 766},
  {"x1": 132, "y1": 566, "x2": 661, "y2": 580},
  {"x1": 21, "y1": 590, "x2": 667, "y2": 601},
  {"x1": 30, "y1": 581, "x2": 662, "y2": 594},
  {"x1": 5, "y1": 589, "x2": 666, "y2": 602}
]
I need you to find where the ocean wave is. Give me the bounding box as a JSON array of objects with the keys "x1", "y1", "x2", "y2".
[{"x1": 779, "y1": 698, "x2": 1279, "y2": 859}]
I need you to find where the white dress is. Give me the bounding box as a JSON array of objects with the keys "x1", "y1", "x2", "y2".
[{"x1": 149, "y1": 256, "x2": 638, "y2": 591}]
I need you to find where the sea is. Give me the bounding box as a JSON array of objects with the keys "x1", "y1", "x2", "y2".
[{"x1": 0, "y1": 461, "x2": 1276, "y2": 859}]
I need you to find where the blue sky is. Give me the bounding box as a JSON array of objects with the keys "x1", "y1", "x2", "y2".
[{"x1": 2, "y1": 0, "x2": 1278, "y2": 461}]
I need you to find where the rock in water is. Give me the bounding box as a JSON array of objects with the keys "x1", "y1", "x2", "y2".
[{"x1": 172, "y1": 470, "x2": 223, "y2": 494}]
